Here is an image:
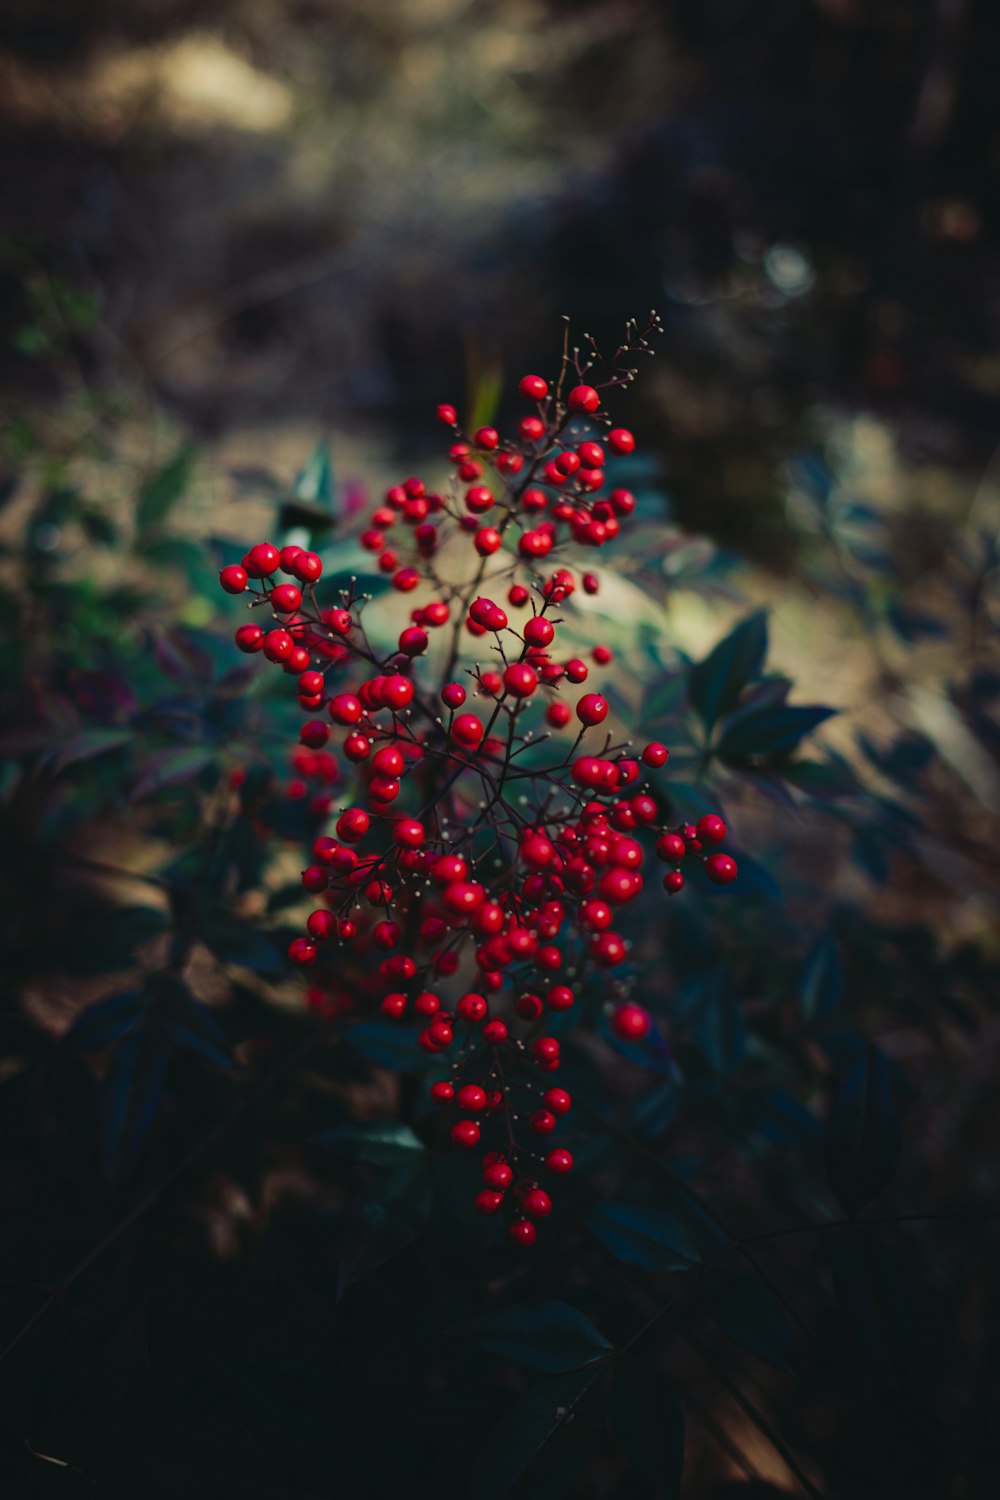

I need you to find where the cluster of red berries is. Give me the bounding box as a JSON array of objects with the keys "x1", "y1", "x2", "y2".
[{"x1": 217, "y1": 315, "x2": 737, "y2": 1245}]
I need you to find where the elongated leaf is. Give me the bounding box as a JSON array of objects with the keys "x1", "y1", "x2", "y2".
[
  {"x1": 316, "y1": 1120, "x2": 426, "y2": 1167},
  {"x1": 48, "y1": 727, "x2": 133, "y2": 774},
  {"x1": 132, "y1": 746, "x2": 216, "y2": 801},
  {"x1": 347, "y1": 1021, "x2": 436, "y2": 1073},
  {"x1": 703, "y1": 1271, "x2": 796, "y2": 1372},
  {"x1": 688, "y1": 611, "x2": 768, "y2": 732},
  {"x1": 718, "y1": 704, "x2": 836, "y2": 761},
  {"x1": 478, "y1": 1366, "x2": 604, "y2": 1500},
  {"x1": 694, "y1": 971, "x2": 746, "y2": 1073},
  {"x1": 825, "y1": 1047, "x2": 901, "y2": 1216},
  {"x1": 799, "y1": 931, "x2": 843, "y2": 1023},
  {"x1": 294, "y1": 440, "x2": 333, "y2": 506},
  {"x1": 582, "y1": 1203, "x2": 700, "y2": 1272},
  {"x1": 606, "y1": 1355, "x2": 684, "y2": 1497},
  {"x1": 104, "y1": 1009, "x2": 172, "y2": 1181},
  {"x1": 66, "y1": 990, "x2": 143, "y2": 1052},
  {"x1": 454, "y1": 1302, "x2": 614, "y2": 1374},
  {"x1": 136, "y1": 445, "x2": 195, "y2": 538},
  {"x1": 337, "y1": 1161, "x2": 431, "y2": 1297}
]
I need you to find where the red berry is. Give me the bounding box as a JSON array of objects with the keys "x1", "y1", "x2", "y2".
[
  {"x1": 568, "y1": 384, "x2": 600, "y2": 413},
  {"x1": 545, "y1": 1148, "x2": 574, "y2": 1174},
  {"x1": 476, "y1": 1189, "x2": 504, "y2": 1216},
  {"x1": 543, "y1": 1088, "x2": 572, "y2": 1114},
  {"x1": 611, "y1": 1002, "x2": 650, "y2": 1041},
  {"x1": 430, "y1": 1080, "x2": 455, "y2": 1102},
  {"x1": 262, "y1": 630, "x2": 294, "y2": 664},
  {"x1": 382, "y1": 992, "x2": 408, "y2": 1019},
  {"x1": 474, "y1": 425, "x2": 499, "y2": 451},
  {"x1": 270, "y1": 583, "x2": 303, "y2": 614},
  {"x1": 452, "y1": 713, "x2": 484, "y2": 748},
  {"x1": 288, "y1": 937, "x2": 318, "y2": 966},
  {"x1": 523, "y1": 616, "x2": 555, "y2": 647},
  {"x1": 523, "y1": 1187, "x2": 552, "y2": 1218},
  {"x1": 458, "y1": 1084, "x2": 487, "y2": 1113},
  {"x1": 437, "y1": 403, "x2": 458, "y2": 425},
  {"x1": 247, "y1": 541, "x2": 280, "y2": 577},
  {"x1": 336, "y1": 807, "x2": 370, "y2": 842},
  {"x1": 516, "y1": 993, "x2": 544, "y2": 1021},
  {"x1": 576, "y1": 693, "x2": 609, "y2": 727},
  {"x1": 519, "y1": 374, "x2": 549, "y2": 400},
  {"x1": 608, "y1": 427, "x2": 635, "y2": 454},
  {"x1": 235, "y1": 623, "x2": 265, "y2": 655},
  {"x1": 398, "y1": 626, "x2": 428, "y2": 656},
  {"x1": 219, "y1": 565, "x2": 248, "y2": 594},
  {"x1": 470, "y1": 597, "x2": 508, "y2": 631},
  {"x1": 457, "y1": 992, "x2": 488, "y2": 1022},
  {"x1": 706, "y1": 852, "x2": 738, "y2": 885},
  {"x1": 503, "y1": 662, "x2": 538, "y2": 698},
  {"x1": 663, "y1": 871, "x2": 685, "y2": 894},
  {"x1": 508, "y1": 1218, "x2": 537, "y2": 1246},
  {"x1": 300, "y1": 720, "x2": 330, "y2": 748},
  {"x1": 529, "y1": 1109, "x2": 557, "y2": 1134},
  {"x1": 293, "y1": 550, "x2": 323, "y2": 583},
  {"x1": 696, "y1": 814, "x2": 727, "y2": 846},
  {"x1": 451, "y1": 1119, "x2": 481, "y2": 1149},
  {"x1": 474, "y1": 527, "x2": 502, "y2": 556},
  {"x1": 483, "y1": 1019, "x2": 508, "y2": 1044}
]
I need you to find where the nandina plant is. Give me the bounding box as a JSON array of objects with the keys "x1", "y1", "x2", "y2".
[{"x1": 216, "y1": 313, "x2": 737, "y2": 1245}]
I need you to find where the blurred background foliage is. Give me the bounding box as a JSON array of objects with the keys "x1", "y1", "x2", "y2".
[{"x1": 0, "y1": 2, "x2": 999, "y2": 1497}]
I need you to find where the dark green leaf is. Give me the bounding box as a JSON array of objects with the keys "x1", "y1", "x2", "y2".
[
  {"x1": 825, "y1": 1046, "x2": 901, "y2": 1216},
  {"x1": 799, "y1": 932, "x2": 843, "y2": 1024},
  {"x1": 104, "y1": 1007, "x2": 172, "y2": 1181},
  {"x1": 66, "y1": 990, "x2": 143, "y2": 1053},
  {"x1": 688, "y1": 611, "x2": 768, "y2": 732},
  {"x1": 478, "y1": 1367, "x2": 604, "y2": 1500},
  {"x1": 198, "y1": 915, "x2": 286, "y2": 977},
  {"x1": 717, "y1": 704, "x2": 836, "y2": 761},
  {"x1": 703, "y1": 1271, "x2": 796, "y2": 1372},
  {"x1": 293, "y1": 440, "x2": 333, "y2": 507},
  {"x1": 48, "y1": 727, "x2": 133, "y2": 775},
  {"x1": 347, "y1": 1021, "x2": 438, "y2": 1073},
  {"x1": 606, "y1": 1354, "x2": 684, "y2": 1497},
  {"x1": 454, "y1": 1302, "x2": 614, "y2": 1374},
  {"x1": 582, "y1": 1203, "x2": 700, "y2": 1272},
  {"x1": 701, "y1": 984, "x2": 746, "y2": 1080},
  {"x1": 132, "y1": 746, "x2": 216, "y2": 801},
  {"x1": 136, "y1": 445, "x2": 195, "y2": 538},
  {"x1": 315, "y1": 1120, "x2": 426, "y2": 1167},
  {"x1": 337, "y1": 1161, "x2": 432, "y2": 1296}
]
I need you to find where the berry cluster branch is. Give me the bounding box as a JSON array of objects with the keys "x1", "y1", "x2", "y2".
[{"x1": 216, "y1": 314, "x2": 737, "y2": 1246}]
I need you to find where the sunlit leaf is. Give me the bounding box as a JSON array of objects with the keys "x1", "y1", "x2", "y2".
[
  {"x1": 688, "y1": 611, "x2": 768, "y2": 732},
  {"x1": 136, "y1": 445, "x2": 195, "y2": 539}
]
